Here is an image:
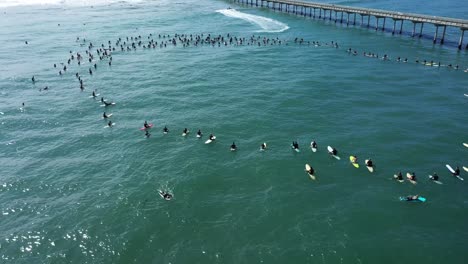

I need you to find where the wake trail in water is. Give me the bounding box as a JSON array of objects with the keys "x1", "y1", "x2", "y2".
[{"x1": 216, "y1": 8, "x2": 289, "y2": 33}]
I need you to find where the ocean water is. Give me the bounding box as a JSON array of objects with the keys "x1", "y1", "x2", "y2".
[{"x1": 0, "y1": 0, "x2": 467, "y2": 263}]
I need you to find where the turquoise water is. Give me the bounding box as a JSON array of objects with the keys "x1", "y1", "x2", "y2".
[{"x1": 0, "y1": 0, "x2": 467, "y2": 263}]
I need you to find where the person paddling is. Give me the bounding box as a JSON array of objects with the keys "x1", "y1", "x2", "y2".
[
  {"x1": 163, "y1": 126, "x2": 169, "y2": 134},
  {"x1": 230, "y1": 142, "x2": 237, "y2": 151},
  {"x1": 159, "y1": 190, "x2": 172, "y2": 200}
]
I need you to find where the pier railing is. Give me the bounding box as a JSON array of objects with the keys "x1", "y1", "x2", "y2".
[{"x1": 231, "y1": 0, "x2": 468, "y2": 49}]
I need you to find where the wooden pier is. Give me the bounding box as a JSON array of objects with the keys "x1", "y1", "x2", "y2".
[{"x1": 230, "y1": 0, "x2": 468, "y2": 49}]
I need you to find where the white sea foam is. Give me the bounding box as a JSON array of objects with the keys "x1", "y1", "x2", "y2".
[
  {"x1": 216, "y1": 8, "x2": 289, "y2": 33},
  {"x1": 0, "y1": 0, "x2": 144, "y2": 8}
]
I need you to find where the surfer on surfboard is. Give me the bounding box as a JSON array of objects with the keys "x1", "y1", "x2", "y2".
[
  {"x1": 311, "y1": 141, "x2": 317, "y2": 149},
  {"x1": 197, "y1": 129, "x2": 202, "y2": 137},
  {"x1": 404, "y1": 195, "x2": 420, "y2": 201},
  {"x1": 145, "y1": 130, "x2": 151, "y2": 138},
  {"x1": 429, "y1": 172, "x2": 439, "y2": 181},
  {"x1": 209, "y1": 134, "x2": 215, "y2": 141},
  {"x1": 163, "y1": 126, "x2": 169, "y2": 134},
  {"x1": 306, "y1": 165, "x2": 315, "y2": 175},
  {"x1": 159, "y1": 190, "x2": 172, "y2": 201},
  {"x1": 144, "y1": 121, "x2": 150, "y2": 129},
  {"x1": 394, "y1": 172, "x2": 404, "y2": 181},
  {"x1": 366, "y1": 159, "x2": 373, "y2": 167},
  {"x1": 452, "y1": 166, "x2": 461, "y2": 177},
  {"x1": 107, "y1": 121, "x2": 113, "y2": 127},
  {"x1": 103, "y1": 112, "x2": 109, "y2": 119},
  {"x1": 292, "y1": 141, "x2": 299, "y2": 150},
  {"x1": 328, "y1": 147, "x2": 338, "y2": 156},
  {"x1": 260, "y1": 143, "x2": 267, "y2": 150},
  {"x1": 407, "y1": 172, "x2": 417, "y2": 182},
  {"x1": 230, "y1": 142, "x2": 237, "y2": 151}
]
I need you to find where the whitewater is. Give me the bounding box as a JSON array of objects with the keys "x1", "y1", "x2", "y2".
[{"x1": 216, "y1": 8, "x2": 289, "y2": 33}]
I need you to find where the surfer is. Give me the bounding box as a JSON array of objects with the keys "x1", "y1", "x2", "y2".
[
  {"x1": 404, "y1": 195, "x2": 420, "y2": 201},
  {"x1": 144, "y1": 121, "x2": 150, "y2": 129},
  {"x1": 394, "y1": 172, "x2": 403, "y2": 181},
  {"x1": 408, "y1": 172, "x2": 417, "y2": 182},
  {"x1": 230, "y1": 142, "x2": 237, "y2": 151},
  {"x1": 329, "y1": 147, "x2": 338, "y2": 156},
  {"x1": 452, "y1": 166, "x2": 460, "y2": 176},
  {"x1": 311, "y1": 141, "x2": 317, "y2": 149},
  {"x1": 209, "y1": 134, "x2": 215, "y2": 141},
  {"x1": 306, "y1": 165, "x2": 315, "y2": 175},
  {"x1": 261, "y1": 143, "x2": 267, "y2": 150},
  {"x1": 183, "y1": 128, "x2": 188, "y2": 134},
  {"x1": 32, "y1": 76, "x2": 35, "y2": 83},
  {"x1": 197, "y1": 129, "x2": 202, "y2": 137},
  {"x1": 145, "y1": 130, "x2": 151, "y2": 138},
  {"x1": 159, "y1": 190, "x2": 172, "y2": 201},
  {"x1": 163, "y1": 126, "x2": 169, "y2": 134},
  {"x1": 366, "y1": 159, "x2": 373, "y2": 167},
  {"x1": 107, "y1": 121, "x2": 113, "y2": 127},
  {"x1": 292, "y1": 141, "x2": 299, "y2": 150},
  {"x1": 92, "y1": 90, "x2": 97, "y2": 97},
  {"x1": 429, "y1": 172, "x2": 439, "y2": 181},
  {"x1": 351, "y1": 156, "x2": 358, "y2": 163},
  {"x1": 103, "y1": 112, "x2": 109, "y2": 119}
]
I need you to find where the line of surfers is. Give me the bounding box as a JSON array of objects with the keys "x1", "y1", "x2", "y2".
[{"x1": 136, "y1": 121, "x2": 464, "y2": 184}]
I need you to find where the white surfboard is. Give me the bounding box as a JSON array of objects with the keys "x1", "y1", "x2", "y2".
[
  {"x1": 464, "y1": 94, "x2": 468, "y2": 97},
  {"x1": 104, "y1": 123, "x2": 115, "y2": 128},
  {"x1": 100, "y1": 102, "x2": 115, "y2": 107},
  {"x1": 393, "y1": 174, "x2": 404, "y2": 183},
  {"x1": 327, "y1": 146, "x2": 340, "y2": 160},
  {"x1": 406, "y1": 173, "x2": 417, "y2": 184},
  {"x1": 463, "y1": 143, "x2": 468, "y2": 148},
  {"x1": 446, "y1": 164, "x2": 464, "y2": 181},
  {"x1": 428, "y1": 175, "x2": 443, "y2": 184},
  {"x1": 305, "y1": 164, "x2": 316, "y2": 180},
  {"x1": 196, "y1": 134, "x2": 202, "y2": 138},
  {"x1": 182, "y1": 130, "x2": 189, "y2": 136},
  {"x1": 365, "y1": 160, "x2": 374, "y2": 172},
  {"x1": 464, "y1": 166, "x2": 468, "y2": 172},
  {"x1": 205, "y1": 136, "x2": 216, "y2": 144}
]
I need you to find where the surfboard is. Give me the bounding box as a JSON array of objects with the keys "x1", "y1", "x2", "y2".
[
  {"x1": 365, "y1": 160, "x2": 374, "y2": 172},
  {"x1": 305, "y1": 164, "x2": 316, "y2": 180},
  {"x1": 310, "y1": 142, "x2": 317, "y2": 152},
  {"x1": 406, "y1": 173, "x2": 417, "y2": 184},
  {"x1": 327, "y1": 146, "x2": 340, "y2": 160},
  {"x1": 393, "y1": 174, "x2": 404, "y2": 183},
  {"x1": 428, "y1": 175, "x2": 443, "y2": 184},
  {"x1": 140, "y1": 124, "x2": 153, "y2": 130},
  {"x1": 182, "y1": 130, "x2": 189, "y2": 136},
  {"x1": 100, "y1": 102, "x2": 115, "y2": 107},
  {"x1": 104, "y1": 123, "x2": 115, "y2": 128},
  {"x1": 464, "y1": 166, "x2": 468, "y2": 172},
  {"x1": 399, "y1": 196, "x2": 426, "y2": 202},
  {"x1": 196, "y1": 134, "x2": 202, "y2": 138},
  {"x1": 446, "y1": 164, "x2": 464, "y2": 181},
  {"x1": 463, "y1": 143, "x2": 468, "y2": 148},
  {"x1": 89, "y1": 93, "x2": 100, "y2": 98},
  {"x1": 464, "y1": 94, "x2": 468, "y2": 97},
  {"x1": 349, "y1": 156, "x2": 359, "y2": 168},
  {"x1": 102, "y1": 113, "x2": 113, "y2": 119},
  {"x1": 205, "y1": 136, "x2": 216, "y2": 144}
]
